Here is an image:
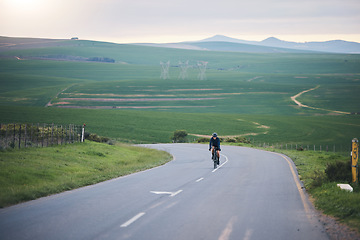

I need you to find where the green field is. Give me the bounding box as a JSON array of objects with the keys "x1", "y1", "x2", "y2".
[
  {"x1": 0, "y1": 105, "x2": 359, "y2": 151},
  {"x1": 1, "y1": 37, "x2": 360, "y2": 232},
  {"x1": 1, "y1": 37, "x2": 360, "y2": 148}
]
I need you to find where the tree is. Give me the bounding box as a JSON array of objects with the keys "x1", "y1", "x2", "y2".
[{"x1": 172, "y1": 130, "x2": 188, "y2": 143}]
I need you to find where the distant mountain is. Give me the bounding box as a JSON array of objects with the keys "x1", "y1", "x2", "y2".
[
  {"x1": 180, "y1": 41, "x2": 314, "y2": 53},
  {"x1": 198, "y1": 35, "x2": 360, "y2": 54},
  {"x1": 197, "y1": 35, "x2": 258, "y2": 45},
  {"x1": 136, "y1": 35, "x2": 317, "y2": 53},
  {"x1": 136, "y1": 35, "x2": 360, "y2": 53},
  {"x1": 259, "y1": 37, "x2": 360, "y2": 53}
]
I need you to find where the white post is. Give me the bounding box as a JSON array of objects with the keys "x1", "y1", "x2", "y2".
[{"x1": 81, "y1": 124, "x2": 86, "y2": 142}]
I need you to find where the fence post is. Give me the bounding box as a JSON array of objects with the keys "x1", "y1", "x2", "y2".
[
  {"x1": 76, "y1": 125, "x2": 79, "y2": 142},
  {"x1": 68, "y1": 125, "x2": 71, "y2": 143},
  {"x1": 70, "y1": 124, "x2": 73, "y2": 143},
  {"x1": 36, "y1": 123, "x2": 39, "y2": 147},
  {"x1": 68, "y1": 124, "x2": 71, "y2": 143},
  {"x1": 81, "y1": 124, "x2": 86, "y2": 142},
  {"x1": 351, "y1": 138, "x2": 359, "y2": 185},
  {"x1": 12, "y1": 124, "x2": 15, "y2": 149},
  {"x1": 18, "y1": 124, "x2": 21, "y2": 149},
  {"x1": 67, "y1": 124, "x2": 70, "y2": 144},
  {"x1": 5, "y1": 124, "x2": 8, "y2": 149},
  {"x1": 51, "y1": 123, "x2": 54, "y2": 145},
  {"x1": 30, "y1": 123, "x2": 33, "y2": 147},
  {"x1": 42, "y1": 124, "x2": 45, "y2": 147},
  {"x1": 47, "y1": 124, "x2": 50, "y2": 147},
  {"x1": 24, "y1": 124, "x2": 27, "y2": 148},
  {"x1": 60, "y1": 125, "x2": 62, "y2": 145},
  {"x1": 55, "y1": 124, "x2": 58, "y2": 145},
  {"x1": 0, "y1": 124, "x2": 1, "y2": 149}
]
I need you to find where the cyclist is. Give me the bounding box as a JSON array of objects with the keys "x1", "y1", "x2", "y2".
[{"x1": 209, "y1": 132, "x2": 221, "y2": 165}]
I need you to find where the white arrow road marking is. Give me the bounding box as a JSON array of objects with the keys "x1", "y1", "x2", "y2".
[
  {"x1": 170, "y1": 190, "x2": 183, "y2": 197},
  {"x1": 150, "y1": 190, "x2": 183, "y2": 197},
  {"x1": 150, "y1": 191, "x2": 173, "y2": 195}
]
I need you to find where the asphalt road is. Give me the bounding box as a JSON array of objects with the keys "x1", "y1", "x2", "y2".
[{"x1": 0, "y1": 144, "x2": 329, "y2": 240}]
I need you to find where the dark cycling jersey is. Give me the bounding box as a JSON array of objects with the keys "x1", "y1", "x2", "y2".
[{"x1": 209, "y1": 137, "x2": 221, "y2": 150}]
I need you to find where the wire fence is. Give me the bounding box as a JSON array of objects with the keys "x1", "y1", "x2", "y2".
[
  {"x1": 252, "y1": 140, "x2": 352, "y2": 156},
  {"x1": 0, "y1": 123, "x2": 85, "y2": 150}
]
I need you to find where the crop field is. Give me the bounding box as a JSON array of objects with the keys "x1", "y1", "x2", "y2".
[{"x1": 0, "y1": 37, "x2": 360, "y2": 148}]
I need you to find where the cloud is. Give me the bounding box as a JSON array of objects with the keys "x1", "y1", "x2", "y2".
[{"x1": 0, "y1": 0, "x2": 359, "y2": 42}]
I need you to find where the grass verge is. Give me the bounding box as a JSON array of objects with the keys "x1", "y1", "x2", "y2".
[{"x1": 0, "y1": 141, "x2": 172, "y2": 208}]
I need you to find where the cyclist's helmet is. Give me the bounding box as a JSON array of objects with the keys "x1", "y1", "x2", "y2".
[{"x1": 212, "y1": 132, "x2": 217, "y2": 137}]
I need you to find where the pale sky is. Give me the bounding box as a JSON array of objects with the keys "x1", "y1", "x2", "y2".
[{"x1": 1, "y1": 0, "x2": 360, "y2": 43}]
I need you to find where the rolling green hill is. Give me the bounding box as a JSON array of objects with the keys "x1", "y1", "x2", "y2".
[{"x1": 0, "y1": 36, "x2": 359, "y2": 148}]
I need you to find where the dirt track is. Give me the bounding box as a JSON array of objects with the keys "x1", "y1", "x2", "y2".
[{"x1": 290, "y1": 86, "x2": 350, "y2": 115}]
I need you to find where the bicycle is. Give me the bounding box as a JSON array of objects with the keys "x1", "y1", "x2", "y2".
[{"x1": 211, "y1": 147, "x2": 220, "y2": 169}]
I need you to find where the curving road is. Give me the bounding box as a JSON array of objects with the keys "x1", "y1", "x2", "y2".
[{"x1": 0, "y1": 144, "x2": 329, "y2": 240}]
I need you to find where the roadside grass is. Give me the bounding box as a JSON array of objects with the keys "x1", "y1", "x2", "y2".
[{"x1": 0, "y1": 141, "x2": 172, "y2": 208}]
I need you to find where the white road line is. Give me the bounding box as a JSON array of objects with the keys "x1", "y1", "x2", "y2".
[
  {"x1": 170, "y1": 190, "x2": 183, "y2": 197},
  {"x1": 242, "y1": 229, "x2": 254, "y2": 240},
  {"x1": 120, "y1": 212, "x2": 146, "y2": 228},
  {"x1": 212, "y1": 154, "x2": 229, "y2": 173},
  {"x1": 218, "y1": 216, "x2": 237, "y2": 240},
  {"x1": 196, "y1": 177, "x2": 204, "y2": 182}
]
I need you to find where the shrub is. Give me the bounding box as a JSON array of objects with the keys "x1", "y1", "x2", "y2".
[
  {"x1": 310, "y1": 170, "x2": 328, "y2": 188},
  {"x1": 86, "y1": 133, "x2": 110, "y2": 143},
  {"x1": 87, "y1": 57, "x2": 115, "y2": 63},
  {"x1": 235, "y1": 137, "x2": 251, "y2": 144},
  {"x1": 325, "y1": 161, "x2": 352, "y2": 183},
  {"x1": 172, "y1": 130, "x2": 188, "y2": 143},
  {"x1": 197, "y1": 137, "x2": 209, "y2": 143},
  {"x1": 225, "y1": 138, "x2": 236, "y2": 143}
]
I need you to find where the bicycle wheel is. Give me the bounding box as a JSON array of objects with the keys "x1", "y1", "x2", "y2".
[{"x1": 213, "y1": 153, "x2": 218, "y2": 169}]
